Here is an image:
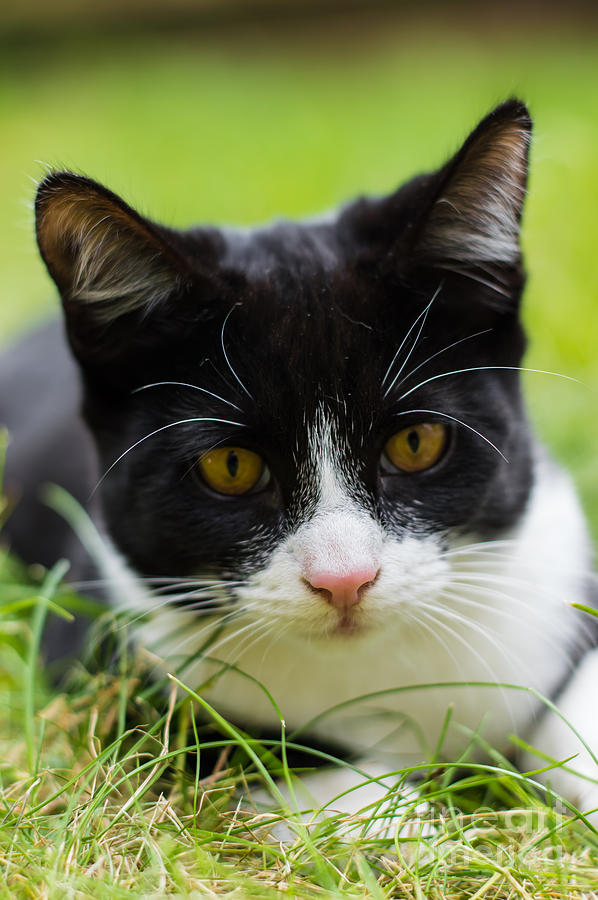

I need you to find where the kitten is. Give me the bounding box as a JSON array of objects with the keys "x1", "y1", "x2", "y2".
[{"x1": 1, "y1": 99, "x2": 597, "y2": 817}]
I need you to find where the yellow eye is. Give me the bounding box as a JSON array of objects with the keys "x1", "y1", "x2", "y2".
[
  {"x1": 197, "y1": 447, "x2": 266, "y2": 495},
  {"x1": 383, "y1": 423, "x2": 448, "y2": 473}
]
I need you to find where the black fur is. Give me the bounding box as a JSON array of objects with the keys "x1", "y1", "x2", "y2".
[{"x1": 2, "y1": 100, "x2": 534, "y2": 642}]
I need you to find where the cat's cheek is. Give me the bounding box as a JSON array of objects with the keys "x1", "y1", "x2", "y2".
[{"x1": 373, "y1": 536, "x2": 451, "y2": 613}]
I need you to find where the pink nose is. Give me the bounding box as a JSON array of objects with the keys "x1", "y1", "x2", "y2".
[{"x1": 306, "y1": 568, "x2": 379, "y2": 609}]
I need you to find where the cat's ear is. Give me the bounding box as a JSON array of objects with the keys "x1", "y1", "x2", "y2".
[
  {"x1": 35, "y1": 172, "x2": 192, "y2": 361},
  {"x1": 409, "y1": 100, "x2": 531, "y2": 284}
]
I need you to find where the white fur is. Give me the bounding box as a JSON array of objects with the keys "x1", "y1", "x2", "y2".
[
  {"x1": 292, "y1": 404, "x2": 383, "y2": 584},
  {"x1": 111, "y1": 440, "x2": 594, "y2": 806}
]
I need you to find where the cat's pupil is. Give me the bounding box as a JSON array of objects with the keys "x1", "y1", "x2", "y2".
[
  {"x1": 407, "y1": 430, "x2": 420, "y2": 454},
  {"x1": 227, "y1": 450, "x2": 239, "y2": 478}
]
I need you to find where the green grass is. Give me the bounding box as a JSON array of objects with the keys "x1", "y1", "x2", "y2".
[
  {"x1": 1, "y1": 12, "x2": 598, "y2": 897},
  {"x1": 3, "y1": 560, "x2": 598, "y2": 898}
]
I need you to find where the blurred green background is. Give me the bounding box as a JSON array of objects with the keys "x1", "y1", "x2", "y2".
[{"x1": 1, "y1": 5, "x2": 597, "y2": 540}]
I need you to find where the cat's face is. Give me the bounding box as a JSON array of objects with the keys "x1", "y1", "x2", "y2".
[{"x1": 35, "y1": 100, "x2": 534, "y2": 642}]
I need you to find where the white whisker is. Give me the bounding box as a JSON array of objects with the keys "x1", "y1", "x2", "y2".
[
  {"x1": 395, "y1": 328, "x2": 492, "y2": 393},
  {"x1": 151, "y1": 578, "x2": 246, "y2": 596},
  {"x1": 448, "y1": 570, "x2": 568, "y2": 601},
  {"x1": 132, "y1": 381, "x2": 243, "y2": 413},
  {"x1": 228, "y1": 616, "x2": 277, "y2": 666},
  {"x1": 446, "y1": 543, "x2": 598, "y2": 582},
  {"x1": 155, "y1": 608, "x2": 247, "y2": 659},
  {"x1": 418, "y1": 606, "x2": 510, "y2": 689},
  {"x1": 221, "y1": 303, "x2": 253, "y2": 399},
  {"x1": 118, "y1": 600, "x2": 237, "y2": 633},
  {"x1": 444, "y1": 539, "x2": 520, "y2": 555},
  {"x1": 383, "y1": 282, "x2": 442, "y2": 398},
  {"x1": 406, "y1": 607, "x2": 466, "y2": 679},
  {"x1": 394, "y1": 408, "x2": 508, "y2": 462},
  {"x1": 439, "y1": 586, "x2": 574, "y2": 660},
  {"x1": 427, "y1": 600, "x2": 521, "y2": 671},
  {"x1": 257, "y1": 617, "x2": 296, "y2": 667},
  {"x1": 91, "y1": 416, "x2": 244, "y2": 496},
  {"x1": 418, "y1": 606, "x2": 520, "y2": 728},
  {"x1": 205, "y1": 615, "x2": 266, "y2": 660},
  {"x1": 398, "y1": 366, "x2": 580, "y2": 402},
  {"x1": 383, "y1": 283, "x2": 443, "y2": 398}
]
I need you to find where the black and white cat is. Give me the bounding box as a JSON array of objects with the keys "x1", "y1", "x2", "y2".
[{"x1": 2, "y1": 99, "x2": 597, "y2": 816}]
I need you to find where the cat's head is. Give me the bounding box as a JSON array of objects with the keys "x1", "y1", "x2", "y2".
[{"x1": 36, "y1": 100, "x2": 534, "y2": 641}]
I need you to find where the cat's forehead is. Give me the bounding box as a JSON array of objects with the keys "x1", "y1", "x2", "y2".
[
  {"x1": 220, "y1": 217, "x2": 343, "y2": 283},
  {"x1": 214, "y1": 216, "x2": 410, "y2": 344},
  {"x1": 183, "y1": 218, "x2": 455, "y2": 422}
]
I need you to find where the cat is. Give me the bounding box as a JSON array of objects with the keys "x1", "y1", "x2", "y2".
[{"x1": 1, "y1": 99, "x2": 597, "y2": 821}]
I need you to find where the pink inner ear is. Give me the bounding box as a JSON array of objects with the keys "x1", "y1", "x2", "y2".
[{"x1": 306, "y1": 568, "x2": 379, "y2": 610}]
